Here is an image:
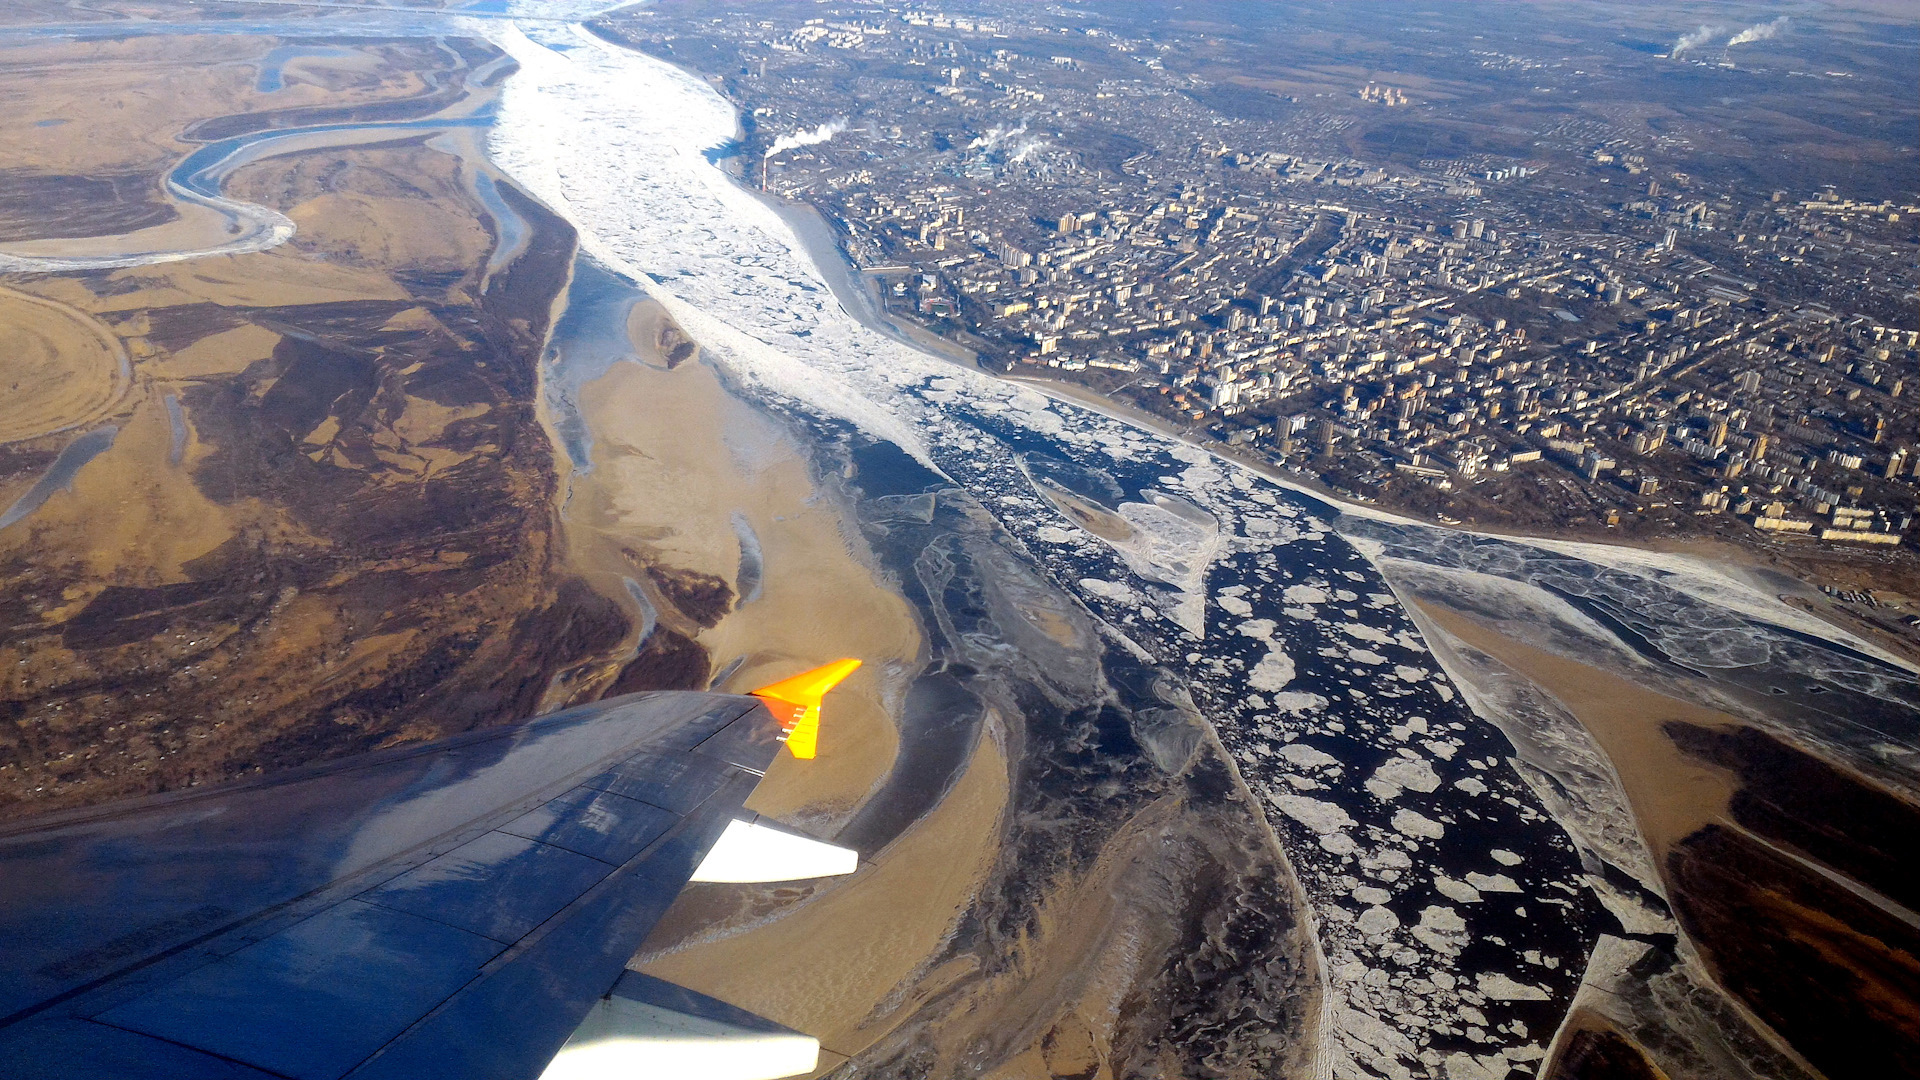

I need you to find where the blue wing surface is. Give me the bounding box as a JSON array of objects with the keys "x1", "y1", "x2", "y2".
[{"x1": 0, "y1": 690, "x2": 789, "y2": 1080}]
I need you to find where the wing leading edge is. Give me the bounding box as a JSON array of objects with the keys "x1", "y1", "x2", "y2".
[{"x1": 0, "y1": 668, "x2": 860, "y2": 1080}]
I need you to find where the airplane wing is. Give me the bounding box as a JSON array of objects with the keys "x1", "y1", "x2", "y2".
[{"x1": 0, "y1": 664, "x2": 862, "y2": 1080}]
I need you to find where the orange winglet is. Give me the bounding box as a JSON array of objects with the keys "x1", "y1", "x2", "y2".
[{"x1": 751, "y1": 658, "x2": 862, "y2": 760}]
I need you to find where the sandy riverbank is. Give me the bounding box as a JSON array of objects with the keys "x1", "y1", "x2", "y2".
[
  {"x1": 557, "y1": 297, "x2": 1025, "y2": 1074},
  {"x1": 0, "y1": 284, "x2": 128, "y2": 448},
  {"x1": 638, "y1": 722, "x2": 1009, "y2": 1074},
  {"x1": 1414, "y1": 601, "x2": 1737, "y2": 861},
  {"x1": 557, "y1": 296, "x2": 924, "y2": 824}
]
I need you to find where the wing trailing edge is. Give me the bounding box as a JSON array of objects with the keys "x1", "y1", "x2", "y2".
[
  {"x1": 538, "y1": 972, "x2": 817, "y2": 1080},
  {"x1": 691, "y1": 816, "x2": 859, "y2": 883}
]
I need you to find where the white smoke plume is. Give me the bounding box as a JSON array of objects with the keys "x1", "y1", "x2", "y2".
[
  {"x1": 968, "y1": 121, "x2": 1027, "y2": 154},
  {"x1": 1728, "y1": 16, "x2": 1789, "y2": 46},
  {"x1": 1669, "y1": 24, "x2": 1724, "y2": 56},
  {"x1": 1006, "y1": 136, "x2": 1050, "y2": 164},
  {"x1": 764, "y1": 118, "x2": 848, "y2": 159}
]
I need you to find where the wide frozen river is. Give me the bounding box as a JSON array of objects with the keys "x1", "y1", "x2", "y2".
[{"x1": 468, "y1": 8, "x2": 1919, "y2": 1079}]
